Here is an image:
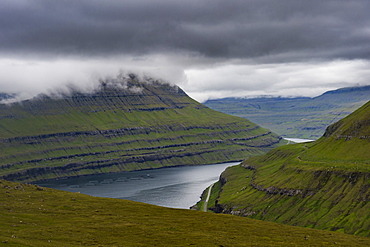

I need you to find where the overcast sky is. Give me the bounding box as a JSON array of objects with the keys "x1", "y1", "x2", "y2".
[{"x1": 1, "y1": 0, "x2": 370, "y2": 102}]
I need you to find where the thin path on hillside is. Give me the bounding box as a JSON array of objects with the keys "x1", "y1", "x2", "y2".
[{"x1": 203, "y1": 183, "x2": 214, "y2": 212}]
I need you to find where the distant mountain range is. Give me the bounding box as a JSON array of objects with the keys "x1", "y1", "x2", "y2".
[
  {"x1": 0, "y1": 75, "x2": 282, "y2": 182},
  {"x1": 204, "y1": 85, "x2": 370, "y2": 139},
  {"x1": 200, "y1": 99, "x2": 370, "y2": 237}
]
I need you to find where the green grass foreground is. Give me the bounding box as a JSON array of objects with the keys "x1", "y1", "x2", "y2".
[{"x1": 1, "y1": 180, "x2": 369, "y2": 246}]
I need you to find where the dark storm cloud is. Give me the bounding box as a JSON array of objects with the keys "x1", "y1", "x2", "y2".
[
  {"x1": 1, "y1": 0, "x2": 370, "y2": 61},
  {"x1": 1, "y1": 0, "x2": 370, "y2": 102}
]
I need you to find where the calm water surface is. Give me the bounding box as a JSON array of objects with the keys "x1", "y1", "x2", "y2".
[
  {"x1": 284, "y1": 137, "x2": 315, "y2": 143},
  {"x1": 38, "y1": 162, "x2": 238, "y2": 209}
]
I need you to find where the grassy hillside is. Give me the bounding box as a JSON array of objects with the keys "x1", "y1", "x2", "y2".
[
  {"x1": 1, "y1": 180, "x2": 369, "y2": 246},
  {"x1": 199, "y1": 101, "x2": 370, "y2": 237},
  {"x1": 204, "y1": 85, "x2": 370, "y2": 139},
  {"x1": 0, "y1": 75, "x2": 283, "y2": 183}
]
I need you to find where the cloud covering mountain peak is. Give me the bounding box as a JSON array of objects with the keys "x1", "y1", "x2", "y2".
[{"x1": 1, "y1": 0, "x2": 370, "y2": 102}]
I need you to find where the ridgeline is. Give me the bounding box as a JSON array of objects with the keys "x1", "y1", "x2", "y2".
[
  {"x1": 0, "y1": 75, "x2": 283, "y2": 183},
  {"x1": 199, "y1": 100, "x2": 370, "y2": 237},
  {"x1": 204, "y1": 85, "x2": 370, "y2": 139}
]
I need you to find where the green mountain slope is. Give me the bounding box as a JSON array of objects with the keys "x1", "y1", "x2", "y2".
[
  {"x1": 204, "y1": 85, "x2": 370, "y2": 139},
  {"x1": 1, "y1": 180, "x2": 369, "y2": 246},
  {"x1": 0, "y1": 76, "x2": 283, "y2": 183},
  {"x1": 199, "y1": 101, "x2": 370, "y2": 237}
]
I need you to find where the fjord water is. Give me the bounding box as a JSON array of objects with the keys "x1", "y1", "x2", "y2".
[
  {"x1": 38, "y1": 162, "x2": 238, "y2": 209},
  {"x1": 284, "y1": 137, "x2": 314, "y2": 143}
]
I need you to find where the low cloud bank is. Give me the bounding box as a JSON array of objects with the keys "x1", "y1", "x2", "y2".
[
  {"x1": 1, "y1": 57, "x2": 369, "y2": 103},
  {"x1": 184, "y1": 59, "x2": 370, "y2": 102}
]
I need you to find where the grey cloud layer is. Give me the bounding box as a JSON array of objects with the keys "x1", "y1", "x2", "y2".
[
  {"x1": 1, "y1": 0, "x2": 370, "y2": 102},
  {"x1": 2, "y1": 0, "x2": 370, "y2": 61}
]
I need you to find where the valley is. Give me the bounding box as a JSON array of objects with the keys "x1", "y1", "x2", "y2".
[
  {"x1": 198, "y1": 100, "x2": 370, "y2": 237},
  {"x1": 204, "y1": 85, "x2": 370, "y2": 139},
  {"x1": 1, "y1": 1, "x2": 370, "y2": 245},
  {"x1": 1, "y1": 76, "x2": 369, "y2": 243}
]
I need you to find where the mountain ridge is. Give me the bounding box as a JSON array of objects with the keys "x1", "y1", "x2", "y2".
[
  {"x1": 0, "y1": 75, "x2": 283, "y2": 182},
  {"x1": 320, "y1": 85, "x2": 370, "y2": 95},
  {"x1": 204, "y1": 85, "x2": 370, "y2": 139}
]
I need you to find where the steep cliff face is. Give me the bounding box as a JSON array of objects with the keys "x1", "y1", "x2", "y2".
[
  {"x1": 0, "y1": 76, "x2": 283, "y2": 182},
  {"x1": 204, "y1": 101, "x2": 370, "y2": 237}
]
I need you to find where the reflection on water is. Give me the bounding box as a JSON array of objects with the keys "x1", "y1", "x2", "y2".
[
  {"x1": 284, "y1": 138, "x2": 315, "y2": 143},
  {"x1": 38, "y1": 162, "x2": 238, "y2": 209}
]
